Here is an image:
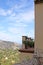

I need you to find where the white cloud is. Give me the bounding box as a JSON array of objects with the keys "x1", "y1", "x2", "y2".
[
  {"x1": 21, "y1": 10, "x2": 34, "y2": 22},
  {"x1": 0, "y1": 31, "x2": 13, "y2": 41},
  {"x1": 0, "y1": 8, "x2": 6, "y2": 16},
  {"x1": 0, "y1": 30, "x2": 22, "y2": 43},
  {"x1": 7, "y1": 10, "x2": 12, "y2": 15},
  {"x1": 8, "y1": 26, "x2": 34, "y2": 37},
  {"x1": 11, "y1": 0, "x2": 33, "y2": 12},
  {"x1": 8, "y1": 27, "x2": 24, "y2": 34},
  {"x1": 28, "y1": 30, "x2": 34, "y2": 39},
  {"x1": 5, "y1": 9, "x2": 34, "y2": 24},
  {"x1": 0, "y1": 8, "x2": 13, "y2": 16},
  {"x1": 11, "y1": 13, "x2": 16, "y2": 17},
  {"x1": 9, "y1": 22, "x2": 27, "y2": 27},
  {"x1": 0, "y1": 26, "x2": 4, "y2": 30}
]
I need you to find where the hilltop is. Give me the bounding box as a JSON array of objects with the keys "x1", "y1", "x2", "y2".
[{"x1": 0, "y1": 40, "x2": 22, "y2": 50}]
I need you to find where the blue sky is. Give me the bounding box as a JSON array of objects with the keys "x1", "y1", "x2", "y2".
[{"x1": 0, "y1": 0, "x2": 34, "y2": 44}]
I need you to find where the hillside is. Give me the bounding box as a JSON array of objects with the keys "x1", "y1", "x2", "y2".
[{"x1": 0, "y1": 40, "x2": 21, "y2": 50}]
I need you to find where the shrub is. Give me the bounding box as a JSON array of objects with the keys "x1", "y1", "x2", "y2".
[{"x1": 23, "y1": 40, "x2": 34, "y2": 48}]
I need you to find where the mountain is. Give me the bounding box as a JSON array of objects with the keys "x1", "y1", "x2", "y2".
[{"x1": 0, "y1": 40, "x2": 22, "y2": 50}]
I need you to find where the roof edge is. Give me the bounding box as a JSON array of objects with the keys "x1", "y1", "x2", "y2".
[{"x1": 34, "y1": 0, "x2": 43, "y2": 4}]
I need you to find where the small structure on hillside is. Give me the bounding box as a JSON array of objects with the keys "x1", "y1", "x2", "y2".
[
  {"x1": 22, "y1": 36, "x2": 34, "y2": 49},
  {"x1": 19, "y1": 36, "x2": 34, "y2": 53}
]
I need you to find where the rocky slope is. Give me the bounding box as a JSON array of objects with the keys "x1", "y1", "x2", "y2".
[{"x1": 0, "y1": 40, "x2": 21, "y2": 50}]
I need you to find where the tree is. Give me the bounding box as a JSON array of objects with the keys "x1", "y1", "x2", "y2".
[{"x1": 23, "y1": 40, "x2": 34, "y2": 49}]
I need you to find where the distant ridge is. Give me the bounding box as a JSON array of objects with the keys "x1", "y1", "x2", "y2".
[{"x1": 0, "y1": 40, "x2": 21, "y2": 50}]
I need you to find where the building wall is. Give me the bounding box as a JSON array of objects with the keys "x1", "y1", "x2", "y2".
[
  {"x1": 22, "y1": 36, "x2": 33, "y2": 49},
  {"x1": 35, "y1": 3, "x2": 43, "y2": 50},
  {"x1": 22, "y1": 36, "x2": 27, "y2": 49}
]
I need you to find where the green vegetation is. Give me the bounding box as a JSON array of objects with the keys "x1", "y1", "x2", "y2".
[
  {"x1": 23, "y1": 40, "x2": 34, "y2": 49},
  {"x1": 0, "y1": 49, "x2": 29, "y2": 65}
]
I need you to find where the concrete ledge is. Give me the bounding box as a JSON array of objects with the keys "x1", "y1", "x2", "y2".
[{"x1": 19, "y1": 48, "x2": 34, "y2": 53}]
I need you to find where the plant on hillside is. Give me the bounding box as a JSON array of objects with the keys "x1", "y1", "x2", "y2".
[{"x1": 23, "y1": 40, "x2": 34, "y2": 49}]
